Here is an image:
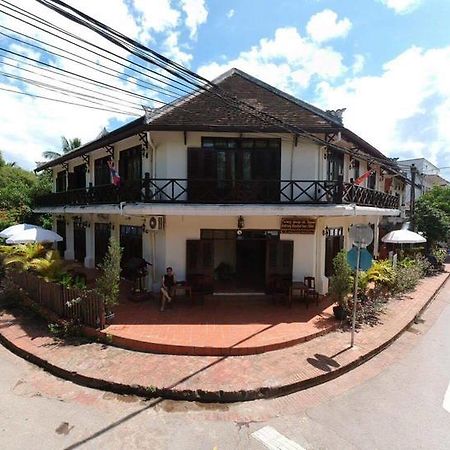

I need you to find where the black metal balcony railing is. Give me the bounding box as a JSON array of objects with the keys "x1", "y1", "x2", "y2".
[{"x1": 35, "y1": 176, "x2": 400, "y2": 209}]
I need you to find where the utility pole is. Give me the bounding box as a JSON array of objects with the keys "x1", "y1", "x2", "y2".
[{"x1": 410, "y1": 164, "x2": 417, "y2": 231}]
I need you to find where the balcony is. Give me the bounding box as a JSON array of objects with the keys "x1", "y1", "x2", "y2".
[{"x1": 35, "y1": 177, "x2": 400, "y2": 209}]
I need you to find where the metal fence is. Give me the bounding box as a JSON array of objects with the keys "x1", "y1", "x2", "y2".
[{"x1": 9, "y1": 270, "x2": 105, "y2": 329}]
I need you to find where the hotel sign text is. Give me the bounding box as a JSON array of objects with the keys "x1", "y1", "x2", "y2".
[{"x1": 280, "y1": 217, "x2": 317, "y2": 234}]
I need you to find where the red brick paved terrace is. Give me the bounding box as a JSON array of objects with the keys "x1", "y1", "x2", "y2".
[{"x1": 102, "y1": 295, "x2": 337, "y2": 356}]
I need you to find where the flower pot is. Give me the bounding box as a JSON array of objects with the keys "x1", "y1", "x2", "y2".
[{"x1": 333, "y1": 305, "x2": 347, "y2": 320}]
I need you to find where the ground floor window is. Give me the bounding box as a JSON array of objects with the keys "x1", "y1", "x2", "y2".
[
  {"x1": 325, "y1": 227, "x2": 344, "y2": 277},
  {"x1": 120, "y1": 225, "x2": 142, "y2": 266},
  {"x1": 95, "y1": 223, "x2": 111, "y2": 266}
]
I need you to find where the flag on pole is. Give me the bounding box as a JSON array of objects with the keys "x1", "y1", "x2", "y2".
[
  {"x1": 354, "y1": 169, "x2": 374, "y2": 185},
  {"x1": 107, "y1": 159, "x2": 121, "y2": 186}
]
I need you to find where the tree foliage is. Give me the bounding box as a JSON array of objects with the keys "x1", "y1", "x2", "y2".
[
  {"x1": 0, "y1": 151, "x2": 52, "y2": 230},
  {"x1": 416, "y1": 186, "x2": 450, "y2": 245},
  {"x1": 43, "y1": 136, "x2": 81, "y2": 160}
]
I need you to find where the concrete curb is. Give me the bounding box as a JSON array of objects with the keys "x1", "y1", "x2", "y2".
[{"x1": 1, "y1": 272, "x2": 448, "y2": 403}]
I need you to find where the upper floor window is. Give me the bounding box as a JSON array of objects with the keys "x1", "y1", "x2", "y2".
[
  {"x1": 68, "y1": 163, "x2": 86, "y2": 190},
  {"x1": 353, "y1": 160, "x2": 360, "y2": 181},
  {"x1": 327, "y1": 150, "x2": 344, "y2": 181},
  {"x1": 368, "y1": 170, "x2": 377, "y2": 190},
  {"x1": 119, "y1": 146, "x2": 142, "y2": 183},
  {"x1": 94, "y1": 156, "x2": 111, "y2": 186},
  {"x1": 187, "y1": 137, "x2": 281, "y2": 202},
  {"x1": 55, "y1": 170, "x2": 66, "y2": 192}
]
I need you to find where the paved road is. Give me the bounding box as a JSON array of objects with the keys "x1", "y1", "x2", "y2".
[{"x1": 1, "y1": 279, "x2": 450, "y2": 449}]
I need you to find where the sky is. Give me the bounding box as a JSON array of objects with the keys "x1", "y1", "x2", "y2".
[{"x1": 0, "y1": 0, "x2": 449, "y2": 179}]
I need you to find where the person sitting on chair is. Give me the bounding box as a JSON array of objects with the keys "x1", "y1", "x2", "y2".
[{"x1": 160, "y1": 267, "x2": 176, "y2": 311}]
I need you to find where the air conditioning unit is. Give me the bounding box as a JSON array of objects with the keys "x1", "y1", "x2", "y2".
[{"x1": 148, "y1": 215, "x2": 165, "y2": 231}]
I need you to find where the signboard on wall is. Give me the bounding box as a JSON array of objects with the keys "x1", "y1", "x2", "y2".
[{"x1": 280, "y1": 217, "x2": 317, "y2": 234}]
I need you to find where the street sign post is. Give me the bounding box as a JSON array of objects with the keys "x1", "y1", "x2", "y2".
[{"x1": 348, "y1": 224, "x2": 374, "y2": 347}]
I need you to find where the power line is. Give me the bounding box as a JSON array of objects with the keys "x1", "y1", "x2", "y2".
[
  {"x1": 0, "y1": 86, "x2": 140, "y2": 116},
  {"x1": 0, "y1": 0, "x2": 201, "y2": 96},
  {"x1": 0, "y1": 25, "x2": 183, "y2": 100},
  {"x1": 2, "y1": 0, "x2": 407, "y2": 177},
  {"x1": 0, "y1": 47, "x2": 168, "y2": 107}
]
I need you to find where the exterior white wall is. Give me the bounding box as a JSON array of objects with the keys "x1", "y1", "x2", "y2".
[{"x1": 52, "y1": 210, "x2": 384, "y2": 295}]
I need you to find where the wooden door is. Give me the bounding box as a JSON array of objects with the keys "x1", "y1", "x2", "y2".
[
  {"x1": 265, "y1": 240, "x2": 293, "y2": 293},
  {"x1": 73, "y1": 224, "x2": 86, "y2": 263},
  {"x1": 186, "y1": 240, "x2": 214, "y2": 293}
]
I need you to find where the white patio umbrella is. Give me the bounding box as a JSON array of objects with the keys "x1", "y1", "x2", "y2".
[
  {"x1": 0, "y1": 223, "x2": 38, "y2": 238},
  {"x1": 5, "y1": 227, "x2": 63, "y2": 244},
  {"x1": 382, "y1": 222, "x2": 427, "y2": 244}
]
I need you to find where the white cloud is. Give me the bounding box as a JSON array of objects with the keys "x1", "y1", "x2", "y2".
[
  {"x1": 227, "y1": 9, "x2": 235, "y2": 19},
  {"x1": 0, "y1": 0, "x2": 200, "y2": 169},
  {"x1": 306, "y1": 9, "x2": 352, "y2": 43},
  {"x1": 316, "y1": 46, "x2": 450, "y2": 171},
  {"x1": 198, "y1": 27, "x2": 347, "y2": 92},
  {"x1": 352, "y1": 54, "x2": 365, "y2": 74},
  {"x1": 134, "y1": 0, "x2": 180, "y2": 37},
  {"x1": 163, "y1": 31, "x2": 193, "y2": 65},
  {"x1": 180, "y1": 0, "x2": 208, "y2": 39},
  {"x1": 378, "y1": 0, "x2": 422, "y2": 14}
]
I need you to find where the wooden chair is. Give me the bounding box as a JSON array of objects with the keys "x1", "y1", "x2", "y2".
[
  {"x1": 271, "y1": 279, "x2": 288, "y2": 306},
  {"x1": 304, "y1": 276, "x2": 319, "y2": 307}
]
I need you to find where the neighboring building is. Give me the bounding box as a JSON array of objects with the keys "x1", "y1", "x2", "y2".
[
  {"x1": 34, "y1": 68, "x2": 404, "y2": 294},
  {"x1": 399, "y1": 158, "x2": 450, "y2": 212}
]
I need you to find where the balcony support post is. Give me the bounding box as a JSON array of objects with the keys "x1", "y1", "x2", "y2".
[{"x1": 336, "y1": 175, "x2": 344, "y2": 204}]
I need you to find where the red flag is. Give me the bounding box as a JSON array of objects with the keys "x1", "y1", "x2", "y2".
[
  {"x1": 107, "y1": 160, "x2": 121, "y2": 186},
  {"x1": 354, "y1": 169, "x2": 374, "y2": 185}
]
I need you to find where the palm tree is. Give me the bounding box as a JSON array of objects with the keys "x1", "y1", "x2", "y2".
[{"x1": 42, "y1": 136, "x2": 81, "y2": 161}]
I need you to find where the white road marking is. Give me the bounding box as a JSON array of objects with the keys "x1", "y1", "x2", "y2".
[
  {"x1": 443, "y1": 382, "x2": 450, "y2": 413},
  {"x1": 251, "y1": 426, "x2": 306, "y2": 450}
]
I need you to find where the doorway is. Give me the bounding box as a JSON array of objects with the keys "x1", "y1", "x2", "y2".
[
  {"x1": 235, "y1": 239, "x2": 266, "y2": 290},
  {"x1": 188, "y1": 230, "x2": 291, "y2": 294}
]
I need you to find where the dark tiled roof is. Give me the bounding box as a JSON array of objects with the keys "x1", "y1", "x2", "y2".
[
  {"x1": 148, "y1": 68, "x2": 342, "y2": 132},
  {"x1": 37, "y1": 68, "x2": 395, "y2": 171}
]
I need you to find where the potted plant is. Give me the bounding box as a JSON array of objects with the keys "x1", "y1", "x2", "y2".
[
  {"x1": 96, "y1": 238, "x2": 122, "y2": 323},
  {"x1": 329, "y1": 250, "x2": 353, "y2": 320}
]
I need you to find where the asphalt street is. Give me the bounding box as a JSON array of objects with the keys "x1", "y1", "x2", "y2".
[{"x1": 1, "y1": 278, "x2": 449, "y2": 450}]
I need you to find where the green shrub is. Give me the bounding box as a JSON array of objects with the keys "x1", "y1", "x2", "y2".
[
  {"x1": 0, "y1": 278, "x2": 23, "y2": 308},
  {"x1": 329, "y1": 250, "x2": 353, "y2": 308},
  {"x1": 96, "y1": 238, "x2": 122, "y2": 313},
  {"x1": 432, "y1": 247, "x2": 447, "y2": 265}
]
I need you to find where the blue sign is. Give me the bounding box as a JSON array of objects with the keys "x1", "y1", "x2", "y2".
[{"x1": 347, "y1": 246, "x2": 373, "y2": 271}]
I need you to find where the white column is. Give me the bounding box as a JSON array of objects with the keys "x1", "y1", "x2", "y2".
[
  {"x1": 84, "y1": 215, "x2": 95, "y2": 268},
  {"x1": 374, "y1": 217, "x2": 380, "y2": 258},
  {"x1": 316, "y1": 218, "x2": 332, "y2": 295}
]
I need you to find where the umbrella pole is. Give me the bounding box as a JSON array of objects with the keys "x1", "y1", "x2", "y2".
[{"x1": 351, "y1": 242, "x2": 361, "y2": 348}]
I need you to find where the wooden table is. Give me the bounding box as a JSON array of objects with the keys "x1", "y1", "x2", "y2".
[
  {"x1": 175, "y1": 284, "x2": 192, "y2": 299},
  {"x1": 288, "y1": 282, "x2": 307, "y2": 307}
]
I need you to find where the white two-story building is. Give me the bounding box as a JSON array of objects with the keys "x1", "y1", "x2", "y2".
[{"x1": 35, "y1": 69, "x2": 404, "y2": 294}]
